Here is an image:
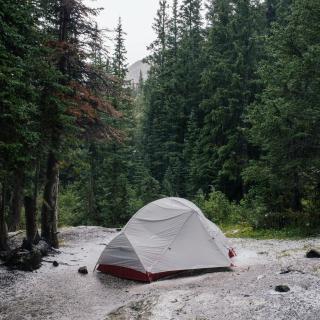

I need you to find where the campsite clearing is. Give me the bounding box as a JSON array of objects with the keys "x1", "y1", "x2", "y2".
[{"x1": 0, "y1": 226, "x2": 319, "y2": 320}]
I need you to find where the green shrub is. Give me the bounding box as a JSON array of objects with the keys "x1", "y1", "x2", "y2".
[
  {"x1": 241, "y1": 192, "x2": 320, "y2": 233},
  {"x1": 239, "y1": 193, "x2": 269, "y2": 228},
  {"x1": 194, "y1": 190, "x2": 244, "y2": 224},
  {"x1": 59, "y1": 187, "x2": 85, "y2": 226}
]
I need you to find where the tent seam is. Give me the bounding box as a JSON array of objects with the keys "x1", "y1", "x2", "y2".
[
  {"x1": 197, "y1": 217, "x2": 231, "y2": 265},
  {"x1": 123, "y1": 198, "x2": 195, "y2": 232},
  {"x1": 200, "y1": 216, "x2": 230, "y2": 250},
  {"x1": 123, "y1": 233, "x2": 147, "y2": 273},
  {"x1": 171, "y1": 198, "x2": 203, "y2": 215},
  {"x1": 133, "y1": 210, "x2": 192, "y2": 222}
]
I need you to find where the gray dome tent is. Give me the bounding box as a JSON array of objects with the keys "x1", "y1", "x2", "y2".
[{"x1": 96, "y1": 197, "x2": 235, "y2": 281}]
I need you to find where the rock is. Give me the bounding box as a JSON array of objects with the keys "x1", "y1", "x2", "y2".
[
  {"x1": 78, "y1": 266, "x2": 88, "y2": 274},
  {"x1": 275, "y1": 285, "x2": 290, "y2": 293},
  {"x1": 35, "y1": 240, "x2": 51, "y2": 257},
  {"x1": 0, "y1": 251, "x2": 8, "y2": 261},
  {"x1": 280, "y1": 268, "x2": 291, "y2": 274},
  {"x1": 5, "y1": 248, "x2": 42, "y2": 271},
  {"x1": 53, "y1": 261, "x2": 59, "y2": 267},
  {"x1": 306, "y1": 249, "x2": 320, "y2": 258},
  {"x1": 280, "y1": 267, "x2": 305, "y2": 275}
]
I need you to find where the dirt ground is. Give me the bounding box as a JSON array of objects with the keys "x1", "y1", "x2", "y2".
[{"x1": 0, "y1": 226, "x2": 320, "y2": 320}]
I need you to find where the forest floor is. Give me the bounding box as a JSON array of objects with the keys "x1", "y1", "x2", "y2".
[{"x1": 0, "y1": 226, "x2": 320, "y2": 320}]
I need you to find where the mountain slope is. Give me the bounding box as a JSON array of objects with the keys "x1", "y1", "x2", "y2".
[{"x1": 126, "y1": 60, "x2": 150, "y2": 84}]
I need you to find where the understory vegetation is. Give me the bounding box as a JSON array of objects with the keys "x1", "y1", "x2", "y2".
[{"x1": 0, "y1": 0, "x2": 320, "y2": 251}]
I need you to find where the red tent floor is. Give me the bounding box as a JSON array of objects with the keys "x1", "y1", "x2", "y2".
[
  {"x1": 97, "y1": 264, "x2": 178, "y2": 282},
  {"x1": 97, "y1": 249, "x2": 236, "y2": 282}
]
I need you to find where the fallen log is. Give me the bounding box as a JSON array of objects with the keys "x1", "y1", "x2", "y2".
[{"x1": 8, "y1": 231, "x2": 24, "y2": 239}]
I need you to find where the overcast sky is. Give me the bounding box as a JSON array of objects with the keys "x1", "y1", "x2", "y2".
[{"x1": 85, "y1": 0, "x2": 169, "y2": 65}]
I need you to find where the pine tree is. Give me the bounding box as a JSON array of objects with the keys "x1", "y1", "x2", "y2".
[
  {"x1": 148, "y1": 0, "x2": 170, "y2": 71},
  {"x1": 112, "y1": 17, "x2": 128, "y2": 81},
  {"x1": 161, "y1": 0, "x2": 185, "y2": 196},
  {"x1": 83, "y1": 17, "x2": 140, "y2": 226},
  {"x1": 159, "y1": 0, "x2": 204, "y2": 196},
  {"x1": 195, "y1": 0, "x2": 263, "y2": 201},
  {"x1": 0, "y1": 0, "x2": 42, "y2": 249},
  {"x1": 141, "y1": 0, "x2": 204, "y2": 197},
  {"x1": 38, "y1": 0, "x2": 119, "y2": 247},
  {"x1": 142, "y1": 0, "x2": 170, "y2": 182},
  {"x1": 265, "y1": 0, "x2": 293, "y2": 27},
  {"x1": 138, "y1": 70, "x2": 144, "y2": 93},
  {"x1": 245, "y1": 0, "x2": 320, "y2": 217},
  {"x1": 177, "y1": 0, "x2": 204, "y2": 196}
]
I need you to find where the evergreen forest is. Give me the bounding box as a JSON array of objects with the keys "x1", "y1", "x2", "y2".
[{"x1": 1, "y1": 0, "x2": 320, "y2": 251}]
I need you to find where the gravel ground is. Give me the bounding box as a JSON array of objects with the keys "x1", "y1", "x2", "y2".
[{"x1": 0, "y1": 226, "x2": 320, "y2": 320}]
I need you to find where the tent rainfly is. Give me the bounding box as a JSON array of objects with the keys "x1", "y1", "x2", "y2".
[{"x1": 96, "y1": 197, "x2": 236, "y2": 282}]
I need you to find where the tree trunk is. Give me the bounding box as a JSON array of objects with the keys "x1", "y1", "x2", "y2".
[
  {"x1": 39, "y1": 1, "x2": 70, "y2": 249},
  {"x1": 0, "y1": 183, "x2": 9, "y2": 251},
  {"x1": 24, "y1": 196, "x2": 38, "y2": 245},
  {"x1": 291, "y1": 172, "x2": 302, "y2": 212},
  {"x1": 8, "y1": 169, "x2": 24, "y2": 232},
  {"x1": 41, "y1": 152, "x2": 59, "y2": 248},
  {"x1": 88, "y1": 143, "x2": 100, "y2": 225}
]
